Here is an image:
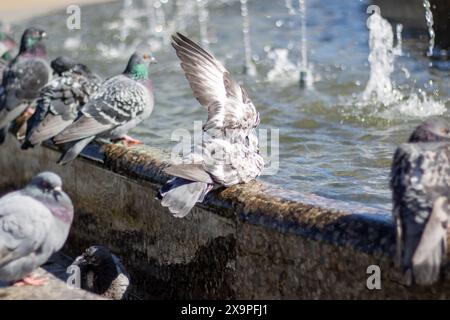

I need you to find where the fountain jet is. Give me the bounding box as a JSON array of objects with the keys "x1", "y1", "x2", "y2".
[
  {"x1": 240, "y1": 0, "x2": 257, "y2": 77},
  {"x1": 196, "y1": 0, "x2": 209, "y2": 51},
  {"x1": 423, "y1": 0, "x2": 435, "y2": 57}
]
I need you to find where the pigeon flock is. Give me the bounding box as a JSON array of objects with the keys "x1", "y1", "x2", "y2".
[{"x1": 0, "y1": 24, "x2": 449, "y2": 293}]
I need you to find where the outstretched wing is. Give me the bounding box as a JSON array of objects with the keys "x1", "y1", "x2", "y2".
[{"x1": 171, "y1": 33, "x2": 258, "y2": 132}]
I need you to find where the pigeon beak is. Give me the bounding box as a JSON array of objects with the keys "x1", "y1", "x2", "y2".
[
  {"x1": 54, "y1": 186, "x2": 62, "y2": 192},
  {"x1": 41, "y1": 32, "x2": 48, "y2": 39},
  {"x1": 150, "y1": 56, "x2": 157, "y2": 64}
]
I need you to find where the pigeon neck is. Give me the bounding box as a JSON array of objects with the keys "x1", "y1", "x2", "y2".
[
  {"x1": 128, "y1": 63, "x2": 149, "y2": 81},
  {"x1": 19, "y1": 40, "x2": 47, "y2": 57}
]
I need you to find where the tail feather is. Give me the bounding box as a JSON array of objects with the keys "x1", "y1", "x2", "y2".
[
  {"x1": 407, "y1": 197, "x2": 448, "y2": 285},
  {"x1": 57, "y1": 136, "x2": 95, "y2": 165},
  {"x1": 159, "y1": 178, "x2": 211, "y2": 218},
  {"x1": 410, "y1": 239, "x2": 446, "y2": 285}
]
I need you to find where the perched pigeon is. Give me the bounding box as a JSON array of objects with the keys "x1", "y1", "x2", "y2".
[
  {"x1": 390, "y1": 118, "x2": 450, "y2": 285},
  {"x1": 21, "y1": 57, "x2": 101, "y2": 149},
  {"x1": 70, "y1": 246, "x2": 130, "y2": 300},
  {"x1": 53, "y1": 51, "x2": 156, "y2": 165},
  {"x1": 0, "y1": 31, "x2": 16, "y2": 84},
  {"x1": 0, "y1": 27, "x2": 51, "y2": 144},
  {"x1": 159, "y1": 33, "x2": 264, "y2": 218},
  {"x1": 0, "y1": 172, "x2": 74, "y2": 286}
]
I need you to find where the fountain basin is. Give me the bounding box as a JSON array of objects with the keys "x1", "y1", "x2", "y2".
[{"x1": 1, "y1": 136, "x2": 450, "y2": 299}]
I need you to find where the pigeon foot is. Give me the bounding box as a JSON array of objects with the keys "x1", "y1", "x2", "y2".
[
  {"x1": 114, "y1": 135, "x2": 143, "y2": 147},
  {"x1": 13, "y1": 275, "x2": 49, "y2": 287}
]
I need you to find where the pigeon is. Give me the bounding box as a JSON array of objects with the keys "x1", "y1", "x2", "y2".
[
  {"x1": 0, "y1": 31, "x2": 16, "y2": 84},
  {"x1": 21, "y1": 57, "x2": 101, "y2": 149},
  {"x1": 390, "y1": 118, "x2": 450, "y2": 285},
  {"x1": 53, "y1": 50, "x2": 156, "y2": 165},
  {"x1": 0, "y1": 172, "x2": 74, "y2": 286},
  {"x1": 159, "y1": 33, "x2": 264, "y2": 218},
  {"x1": 70, "y1": 246, "x2": 130, "y2": 300},
  {"x1": 0, "y1": 27, "x2": 51, "y2": 144}
]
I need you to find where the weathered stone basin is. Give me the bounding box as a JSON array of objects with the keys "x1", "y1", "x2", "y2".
[{"x1": 0, "y1": 135, "x2": 449, "y2": 299}]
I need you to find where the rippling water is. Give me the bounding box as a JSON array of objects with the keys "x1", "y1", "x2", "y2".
[{"x1": 20, "y1": 0, "x2": 450, "y2": 212}]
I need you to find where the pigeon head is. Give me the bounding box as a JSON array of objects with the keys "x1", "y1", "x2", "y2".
[
  {"x1": 51, "y1": 56, "x2": 77, "y2": 76},
  {"x1": 19, "y1": 27, "x2": 47, "y2": 56},
  {"x1": 26, "y1": 172, "x2": 73, "y2": 223},
  {"x1": 51, "y1": 56, "x2": 94, "y2": 78},
  {"x1": 71, "y1": 246, "x2": 130, "y2": 299},
  {"x1": 30, "y1": 171, "x2": 63, "y2": 191},
  {"x1": 408, "y1": 118, "x2": 450, "y2": 143},
  {"x1": 124, "y1": 51, "x2": 156, "y2": 80}
]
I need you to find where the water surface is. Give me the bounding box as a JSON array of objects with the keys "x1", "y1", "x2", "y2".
[{"x1": 21, "y1": 0, "x2": 450, "y2": 213}]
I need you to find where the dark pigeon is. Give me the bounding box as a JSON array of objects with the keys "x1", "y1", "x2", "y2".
[
  {"x1": 390, "y1": 117, "x2": 450, "y2": 285},
  {"x1": 0, "y1": 27, "x2": 51, "y2": 144},
  {"x1": 0, "y1": 172, "x2": 74, "y2": 286},
  {"x1": 0, "y1": 30, "x2": 17, "y2": 84},
  {"x1": 70, "y1": 246, "x2": 130, "y2": 300},
  {"x1": 53, "y1": 50, "x2": 156, "y2": 165},
  {"x1": 21, "y1": 57, "x2": 101, "y2": 149},
  {"x1": 159, "y1": 33, "x2": 264, "y2": 218}
]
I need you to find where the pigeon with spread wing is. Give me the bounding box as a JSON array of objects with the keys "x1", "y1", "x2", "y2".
[{"x1": 159, "y1": 33, "x2": 264, "y2": 218}]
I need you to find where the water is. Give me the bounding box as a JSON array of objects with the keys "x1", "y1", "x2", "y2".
[
  {"x1": 422, "y1": 0, "x2": 435, "y2": 57},
  {"x1": 22, "y1": 0, "x2": 450, "y2": 213},
  {"x1": 362, "y1": 12, "x2": 399, "y2": 105},
  {"x1": 240, "y1": 0, "x2": 257, "y2": 77},
  {"x1": 298, "y1": 0, "x2": 312, "y2": 88},
  {"x1": 196, "y1": 0, "x2": 210, "y2": 50}
]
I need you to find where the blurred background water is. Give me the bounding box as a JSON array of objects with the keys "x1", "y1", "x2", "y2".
[{"x1": 15, "y1": 0, "x2": 450, "y2": 213}]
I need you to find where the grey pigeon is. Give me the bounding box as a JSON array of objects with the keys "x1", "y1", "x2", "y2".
[
  {"x1": 0, "y1": 27, "x2": 51, "y2": 144},
  {"x1": 390, "y1": 117, "x2": 450, "y2": 285},
  {"x1": 70, "y1": 246, "x2": 130, "y2": 300},
  {"x1": 159, "y1": 33, "x2": 264, "y2": 218},
  {"x1": 0, "y1": 172, "x2": 74, "y2": 285},
  {"x1": 21, "y1": 57, "x2": 101, "y2": 149},
  {"x1": 53, "y1": 51, "x2": 156, "y2": 165}
]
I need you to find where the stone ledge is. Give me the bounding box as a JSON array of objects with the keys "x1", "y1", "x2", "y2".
[
  {"x1": 0, "y1": 264, "x2": 104, "y2": 300},
  {"x1": 1, "y1": 135, "x2": 449, "y2": 299}
]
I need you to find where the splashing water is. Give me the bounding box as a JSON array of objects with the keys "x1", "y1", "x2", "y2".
[
  {"x1": 98, "y1": 0, "x2": 142, "y2": 59},
  {"x1": 394, "y1": 24, "x2": 403, "y2": 56},
  {"x1": 423, "y1": 0, "x2": 435, "y2": 57},
  {"x1": 196, "y1": 0, "x2": 209, "y2": 50},
  {"x1": 285, "y1": 0, "x2": 296, "y2": 16},
  {"x1": 240, "y1": 0, "x2": 257, "y2": 76},
  {"x1": 267, "y1": 48, "x2": 299, "y2": 83},
  {"x1": 174, "y1": 0, "x2": 196, "y2": 31},
  {"x1": 362, "y1": 12, "x2": 401, "y2": 105},
  {"x1": 298, "y1": 0, "x2": 313, "y2": 88},
  {"x1": 267, "y1": 0, "x2": 313, "y2": 86},
  {"x1": 359, "y1": 11, "x2": 445, "y2": 118},
  {"x1": 154, "y1": 0, "x2": 169, "y2": 45}
]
